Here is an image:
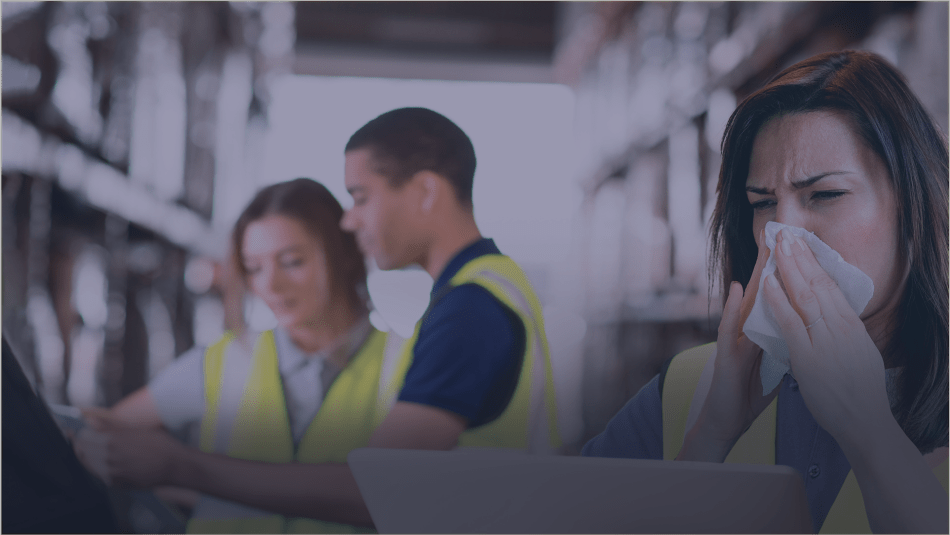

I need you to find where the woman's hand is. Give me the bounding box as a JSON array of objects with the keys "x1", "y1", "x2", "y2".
[
  {"x1": 679, "y1": 230, "x2": 780, "y2": 462},
  {"x1": 764, "y1": 225, "x2": 947, "y2": 534},
  {"x1": 762, "y1": 228, "x2": 891, "y2": 441},
  {"x1": 74, "y1": 411, "x2": 185, "y2": 489}
]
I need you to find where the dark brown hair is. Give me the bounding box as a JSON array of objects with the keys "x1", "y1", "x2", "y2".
[
  {"x1": 345, "y1": 107, "x2": 477, "y2": 207},
  {"x1": 231, "y1": 178, "x2": 368, "y2": 315},
  {"x1": 710, "y1": 50, "x2": 948, "y2": 453}
]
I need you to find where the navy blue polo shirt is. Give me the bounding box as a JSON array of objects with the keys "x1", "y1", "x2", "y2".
[{"x1": 397, "y1": 238, "x2": 526, "y2": 428}]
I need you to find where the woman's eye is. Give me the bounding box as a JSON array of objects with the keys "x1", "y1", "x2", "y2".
[
  {"x1": 245, "y1": 266, "x2": 261, "y2": 275},
  {"x1": 811, "y1": 190, "x2": 846, "y2": 201},
  {"x1": 750, "y1": 199, "x2": 776, "y2": 211},
  {"x1": 281, "y1": 258, "x2": 304, "y2": 268}
]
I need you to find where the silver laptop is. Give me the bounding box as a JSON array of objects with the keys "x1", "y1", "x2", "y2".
[{"x1": 348, "y1": 447, "x2": 812, "y2": 534}]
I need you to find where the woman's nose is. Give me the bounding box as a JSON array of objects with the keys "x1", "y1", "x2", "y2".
[
  {"x1": 263, "y1": 265, "x2": 285, "y2": 293},
  {"x1": 775, "y1": 201, "x2": 808, "y2": 230}
]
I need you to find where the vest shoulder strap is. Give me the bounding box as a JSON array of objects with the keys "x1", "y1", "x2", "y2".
[
  {"x1": 203, "y1": 331, "x2": 263, "y2": 454},
  {"x1": 376, "y1": 330, "x2": 408, "y2": 414},
  {"x1": 200, "y1": 333, "x2": 232, "y2": 452},
  {"x1": 661, "y1": 342, "x2": 716, "y2": 460},
  {"x1": 449, "y1": 254, "x2": 561, "y2": 453}
]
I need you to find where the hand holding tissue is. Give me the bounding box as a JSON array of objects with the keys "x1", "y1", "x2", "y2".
[{"x1": 742, "y1": 222, "x2": 875, "y2": 393}]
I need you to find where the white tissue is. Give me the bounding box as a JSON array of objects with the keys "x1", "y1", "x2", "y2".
[{"x1": 742, "y1": 221, "x2": 874, "y2": 393}]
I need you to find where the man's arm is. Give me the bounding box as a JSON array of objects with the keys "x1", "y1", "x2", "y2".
[
  {"x1": 368, "y1": 401, "x2": 467, "y2": 449},
  {"x1": 90, "y1": 401, "x2": 468, "y2": 527}
]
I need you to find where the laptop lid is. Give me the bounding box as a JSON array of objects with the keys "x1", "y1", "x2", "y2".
[{"x1": 348, "y1": 447, "x2": 812, "y2": 534}]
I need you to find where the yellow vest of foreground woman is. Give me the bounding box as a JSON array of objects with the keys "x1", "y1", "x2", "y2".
[
  {"x1": 377, "y1": 254, "x2": 562, "y2": 451},
  {"x1": 187, "y1": 328, "x2": 403, "y2": 534},
  {"x1": 661, "y1": 343, "x2": 949, "y2": 534}
]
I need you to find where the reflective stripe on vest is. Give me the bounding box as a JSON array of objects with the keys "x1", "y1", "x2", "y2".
[
  {"x1": 377, "y1": 329, "x2": 411, "y2": 415},
  {"x1": 661, "y1": 342, "x2": 949, "y2": 534},
  {"x1": 188, "y1": 328, "x2": 402, "y2": 534},
  {"x1": 376, "y1": 254, "x2": 561, "y2": 453},
  {"x1": 211, "y1": 330, "x2": 257, "y2": 454}
]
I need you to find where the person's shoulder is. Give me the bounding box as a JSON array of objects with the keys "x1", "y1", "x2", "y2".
[
  {"x1": 191, "y1": 329, "x2": 269, "y2": 377},
  {"x1": 415, "y1": 283, "x2": 523, "y2": 361},
  {"x1": 205, "y1": 330, "x2": 239, "y2": 354},
  {"x1": 221, "y1": 329, "x2": 277, "y2": 354},
  {"x1": 451, "y1": 252, "x2": 522, "y2": 281},
  {"x1": 582, "y1": 373, "x2": 664, "y2": 459},
  {"x1": 367, "y1": 326, "x2": 391, "y2": 340},
  {"x1": 441, "y1": 281, "x2": 501, "y2": 303},
  {"x1": 429, "y1": 282, "x2": 517, "y2": 325},
  {"x1": 358, "y1": 326, "x2": 400, "y2": 357}
]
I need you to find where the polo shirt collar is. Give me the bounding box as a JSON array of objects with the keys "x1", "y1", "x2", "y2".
[
  {"x1": 273, "y1": 317, "x2": 372, "y2": 376},
  {"x1": 431, "y1": 237, "x2": 501, "y2": 299}
]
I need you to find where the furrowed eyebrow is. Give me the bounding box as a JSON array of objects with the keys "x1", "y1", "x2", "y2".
[
  {"x1": 746, "y1": 171, "x2": 849, "y2": 194},
  {"x1": 790, "y1": 171, "x2": 848, "y2": 190}
]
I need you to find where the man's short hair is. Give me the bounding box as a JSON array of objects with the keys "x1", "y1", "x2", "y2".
[{"x1": 345, "y1": 107, "x2": 477, "y2": 206}]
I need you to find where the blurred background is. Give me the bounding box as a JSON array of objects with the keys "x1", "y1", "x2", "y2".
[{"x1": 3, "y1": 1, "x2": 947, "y2": 462}]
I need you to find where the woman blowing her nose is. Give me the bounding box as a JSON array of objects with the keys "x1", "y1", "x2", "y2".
[{"x1": 584, "y1": 50, "x2": 948, "y2": 534}]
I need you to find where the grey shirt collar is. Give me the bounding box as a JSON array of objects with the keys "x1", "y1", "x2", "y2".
[
  {"x1": 273, "y1": 318, "x2": 373, "y2": 378},
  {"x1": 271, "y1": 318, "x2": 374, "y2": 444}
]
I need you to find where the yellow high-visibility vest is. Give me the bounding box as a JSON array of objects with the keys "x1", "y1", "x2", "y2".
[
  {"x1": 376, "y1": 254, "x2": 562, "y2": 452},
  {"x1": 661, "y1": 342, "x2": 949, "y2": 533},
  {"x1": 187, "y1": 328, "x2": 405, "y2": 534}
]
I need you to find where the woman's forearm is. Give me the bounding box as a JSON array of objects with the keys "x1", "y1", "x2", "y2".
[
  {"x1": 839, "y1": 417, "x2": 948, "y2": 534},
  {"x1": 675, "y1": 423, "x2": 734, "y2": 463},
  {"x1": 109, "y1": 387, "x2": 165, "y2": 429},
  {"x1": 170, "y1": 447, "x2": 373, "y2": 527}
]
